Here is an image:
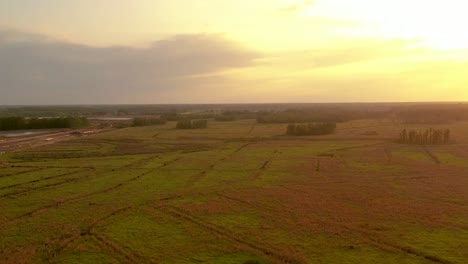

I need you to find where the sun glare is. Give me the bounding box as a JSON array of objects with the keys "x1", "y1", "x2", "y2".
[{"x1": 303, "y1": 0, "x2": 468, "y2": 50}]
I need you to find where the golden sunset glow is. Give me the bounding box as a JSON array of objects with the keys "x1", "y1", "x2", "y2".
[{"x1": 1, "y1": 0, "x2": 468, "y2": 104}]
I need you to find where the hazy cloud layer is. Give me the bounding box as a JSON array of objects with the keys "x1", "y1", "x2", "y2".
[
  {"x1": 0, "y1": 30, "x2": 260, "y2": 104},
  {"x1": 280, "y1": 1, "x2": 315, "y2": 14},
  {"x1": 1, "y1": 29, "x2": 467, "y2": 104}
]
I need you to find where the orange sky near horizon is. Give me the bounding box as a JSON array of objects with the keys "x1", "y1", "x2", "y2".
[{"x1": 0, "y1": 0, "x2": 467, "y2": 104}]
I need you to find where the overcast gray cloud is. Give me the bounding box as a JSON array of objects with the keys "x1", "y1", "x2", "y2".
[{"x1": 0, "y1": 30, "x2": 260, "y2": 104}]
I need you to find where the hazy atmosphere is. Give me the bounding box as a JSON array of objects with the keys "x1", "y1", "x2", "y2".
[
  {"x1": 2, "y1": 0, "x2": 468, "y2": 104},
  {"x1": 1, "y1": 2, "x2": 468, "y2": 264}
]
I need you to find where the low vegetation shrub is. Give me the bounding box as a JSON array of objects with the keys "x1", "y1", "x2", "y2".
[{"x1": 286, "y1": 123, "x2": 336, "y2": 136}]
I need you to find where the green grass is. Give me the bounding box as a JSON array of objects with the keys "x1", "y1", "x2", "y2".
[
  {"x1": 100, "y1": 209, "x2": 268, "y2": 263},
  {"x1": 436, "y1": 152, "x2": 468, "y2": 167},
  {"x1": 397, "y1": 227, "x2": 468, "y2": 263},
  {"x1": 51, "y1": 252, "x2": 119, "y2": 264},
  {"x1": 0, "y1": 120, "x2": 466, "y2": 263},
  {"x1": 348, "y1": 161, "x2": 403, "y2": 172},
  {"x1": 393, "y1": 151, "x2": 431, "y2": 162}
]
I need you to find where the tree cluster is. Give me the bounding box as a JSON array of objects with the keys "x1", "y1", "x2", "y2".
[
  {"x1": 176, "y1": 119, "x2": 208, "y2": 129},
  {"x1": 398, "y1": 128, "x2": 451, "y2": 145},
  {"x1": 0, "y1": 117, "x2": 89, "y2": 131},
  {"x1": 132, "y1": 117, "x2": 167, "y2": 127},
  {"x1": 286, "y1": 123, "x2": 336, "y2": 136}
]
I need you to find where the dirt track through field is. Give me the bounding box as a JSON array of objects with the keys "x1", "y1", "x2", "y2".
[
  {"x1": 3, "y1": 155, "x2": 181, "y2": 223},
  {"x1": 154, "y1": 204, "x2": 306, "y2": 264},
  {"x1": 44, "y1": 194, "x2": 185, "y2": 264},
  {"x1": 185, "y1": 142, "x2": 252, "y2": 187},
  {"x1": 218, "y1": 193, "x2": 454, "y2": 264}
]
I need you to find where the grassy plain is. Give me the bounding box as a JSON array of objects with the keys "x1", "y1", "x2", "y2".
[{"x1": 0, "y1": 119, "x2": 467, "y2": 263}]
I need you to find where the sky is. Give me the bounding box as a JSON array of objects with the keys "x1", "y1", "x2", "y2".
[{"x1": 1, "y1": 0, "x2": 468, "y2": 104}]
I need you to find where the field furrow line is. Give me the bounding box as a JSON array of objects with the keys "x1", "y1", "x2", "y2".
[
  {"x1": 37, "y1": 195, "x2": 183, "y2": 263},
  {"x1": 7, "y1": 158, "x2": 183, "y2": 222},
  {"x1": 423, "y1": 146, "x2": 441, "y2": 164},
  {"x1": 220, "y1": 193, "x2": 454, "y2": 264},
  {"x1": 0, "y1": 169, "x2": 86, "y2": 191},
  {"x1": 248, "y1": 123, "x2": 257, "y2": 136},
  {"x1": 384, "y1": 148, "x2": 392, "y2": 164},
  {"x1": 251, "y1": 149, "x2": 279, "y2": 180},
  {"x1": 0, "y1": 167, "x2": 47, "y2": 179},
  {"x1": 0, "y1": 170, "x2": 95, "y2": 199},
  {"x1": 334, "y1": 142, "x2": 387, "y2": 151},
  {"x1": 92, "y1": 233, "x2": 150, "y2": 264},
  {"x1": 185, "y1": 143, "x2": 253, "y2": 187},
  {"x1": 154, "y1": 204, "x2": 306, "y2": 264}
]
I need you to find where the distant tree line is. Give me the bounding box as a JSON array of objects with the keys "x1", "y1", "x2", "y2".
[
  {"x1": 398, "y1": 128, "x2": 451, "y2": 144},
  {"x1": 220, "y1": 110, "x2": 263, "y2": 120},
  {"x1": 396, "y1": 106, "x2": 468, "y2": 124},
  {"x1": 286, "y1": 123, "x2": 336, "y2": 136},
  {"x1": 132, "y1": 117, "x2": 167, "y2": 127},
  {"x1": 0, "y1": 117, "x2": 89, "y2": 131},
  {"x1": 214, "y1": 115, "x2": 236, "y2": 122},
  {"x1": 256, "y1": 108, "x2": 386, "y2": 124},
  {"x1": 176, "y1": 120, "x2": 208, "y2": 129}
]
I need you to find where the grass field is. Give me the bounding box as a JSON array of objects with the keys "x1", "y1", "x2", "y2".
[{"x1": 0, "y1": 119, "x2": 467, "y2": 263}]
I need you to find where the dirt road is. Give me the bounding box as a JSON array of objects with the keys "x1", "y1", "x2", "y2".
[{"x1": 0, "y1": 127, "x2": 113, "y2": 153}]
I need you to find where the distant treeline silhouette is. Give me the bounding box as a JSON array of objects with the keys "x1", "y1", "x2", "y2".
[
  {"x1": 0, "y1": 117, "x2": 89, "y2": 131},
  {"x1": 161, "y1": 112, "x2": 218, "y2": 121},
  {"x1": 259, "y1": 112, "x2": 346, "y2": 124},
  {"x1": 256, "y1": 108, "x2": 388, "y2": 124},
  {"x1": 286, "y1": 123, "x2": 336, "y2": 136},
  {"x1": 396, "y1": 107, "x2": 468, "y2": 124},
  {"x1": 398, "y1": 128, "x2": 451, "y2": 144},
  {"x1": 214, "y1": 115, "x2": 236, "y2": 121},
  {"x1": 176, "y1": 120, "x2": 208, "y2": 129},
  {"x1": 133, "y1": 117, "x2": 167, "y2": 127}
]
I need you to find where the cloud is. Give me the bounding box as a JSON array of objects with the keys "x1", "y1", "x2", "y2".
[
  {"x1": 0, "y1": 30, "x2": 261, "y2": 104},
  {"x1": 280, "y1": 1, "x2": 315, "y2": 14},
  {"x1": 1, "y1": 29, "x2": 467, "y2": 104},
  {"x1": 260, "y1": 38, "x2": 425, "y2": 71}
]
